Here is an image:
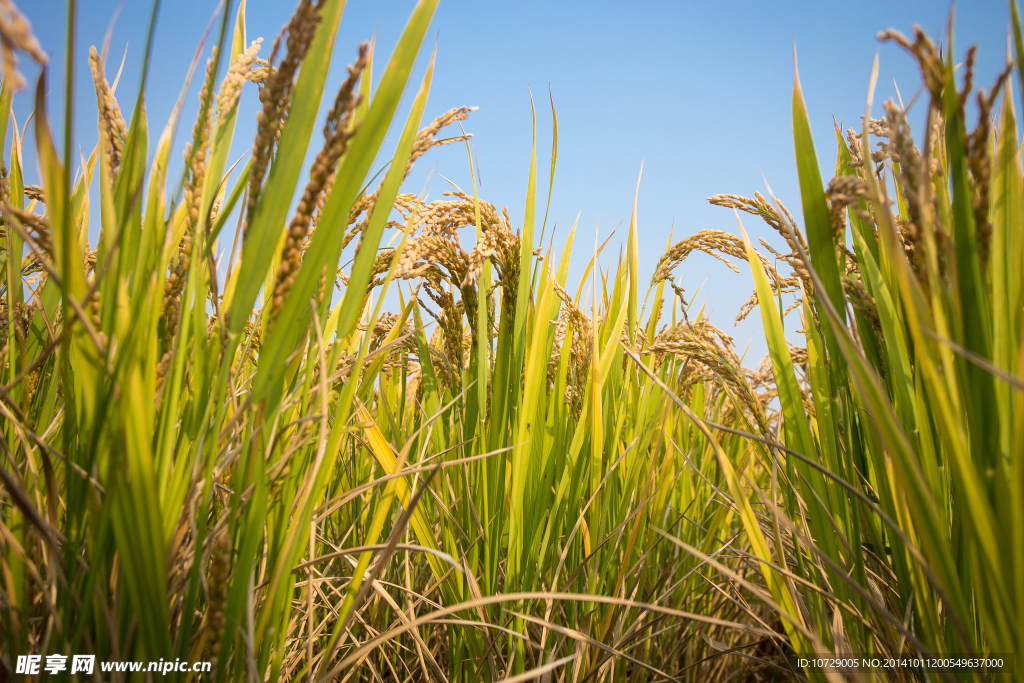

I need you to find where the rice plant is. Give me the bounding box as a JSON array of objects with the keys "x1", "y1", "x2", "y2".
[{"x1": 0, "y1": 0, "x2": 1020, "y2": 681}]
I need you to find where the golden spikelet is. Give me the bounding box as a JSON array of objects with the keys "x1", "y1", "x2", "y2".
[
  {"x1": 345, "y1": 109, "x2": 476, "y2": 244},
  {"x1": 88, "y1": 45, "x2": 128, "y2": 182},
  {"x1": 825, "y1": 174, "x2": 868, "y2": 242},
  {"x1": 407, "y1": 106, "x2": 475, "y2": 169},
  {"x1": 1, "y1": 203, "x2": 51, "y2": 256},
  {"x1": 462, "y1": 225, "x2": 499, "y2": 286},
  {"x1": 157, "y1": 51, "x2": 218, "y2": 390},
  {"x1": 216, "y1": 39, "x2": 263, "y2": 121},
  {"x1": 267, "y1": 42, "x2": 368, "y2": 325},
  {"x1": 24, "y1": 184, "x2": 44, "y2": 204},
  {"x1": 877, "y1": 27, "x2": 945, "y2": 103},
  {"x1": 0, "y1": 0, "x2": 46, "y2": 91},
  {"x1": 204, "y1": 531, "x2": 231, "y2": 670},
  {"x1": 651, "y1": 227, "x2": 746, "y2": 284},
  {"x1": 244, "y1": 0, "x2": 323, "y2": 238},
  {"x1": 184, "y1": 48, "x2": 218, "y2": 234},
  {"x1": 964, "y1": 63, "x2": 1013, "y2": 266}
]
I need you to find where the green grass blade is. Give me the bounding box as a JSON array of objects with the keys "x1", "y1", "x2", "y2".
[
  {"x1": 327, "y1": 0, "x2": 440, "y2": 343},
  {"x1": 228, "y1": 0, "x2": 347, "y2": 336},
  {"x1": 792, "y1": 54, "x2": 847, "y2": 385},
  {"x1": 942, "y1": 47, "x2": 1002, "y2": 482},
  {"x1": 255, "y1": 39, "x2": 438, "y2": 406},
  {"x1": 626, "y1": 164, "x2": 641, "y2": 342}
]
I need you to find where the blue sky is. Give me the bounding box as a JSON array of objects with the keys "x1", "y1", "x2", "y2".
[{"x1": 16, "y1": 0, "x2": 1010, "y2": 361}]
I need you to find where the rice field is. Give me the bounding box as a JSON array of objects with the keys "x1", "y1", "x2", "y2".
[{"x1": 0, "y1": 0, "x2": 1021, "y2": 681}]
